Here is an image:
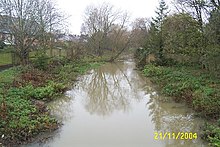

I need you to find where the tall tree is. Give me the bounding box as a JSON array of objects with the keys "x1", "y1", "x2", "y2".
[
  {"x1": 0, "y1": 0, "x2": 66, "y2": 65},
  {"x1": 175, "y1": 0, "x2": 209, "y2": 32},
  {"x1": 163, "y1": 13, "x2": 203, "y2": 56},
  {"x1": 205, "y1": 9, "x2": 220, "y2": 46},
  {"x1": 81, "y1": 3, "x2": 130, "y2": 57},
  {"x1": 211, "y1": 0, "x2": 220, "y2": 9},
  {"x1": 151, "y1": 0, "x2": 169, "y2": 60},
  {"x1": 131, "y1": 17, "x2": 149, "y2": 48}
]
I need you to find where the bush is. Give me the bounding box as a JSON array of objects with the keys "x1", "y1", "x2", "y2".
[
  {"x1": 0, "y1": 92, "x2": 58, "y2": 145},
  {"x1": 22, "y1": 81, "x2": 66, "y2": 101},
  {"x1": 143, "y1": 64, "x2": 169, "y2": 77},
  {"x1": 202, "y1": 123, "x2": 220, "y2": 147},
  {"x1": 193, "y1": 88, "x2": 220, "y2": 117},
  {"x1": 142, "y1": 64, "x2": 220, "y2": 117},
  {"x1": 32, "y1": 51, "x2": 50, "y2": 70}
]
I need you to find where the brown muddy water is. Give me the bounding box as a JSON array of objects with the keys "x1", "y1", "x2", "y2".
[{"x1": 25, "y1": 61, "x2": 208, "y2": 147}]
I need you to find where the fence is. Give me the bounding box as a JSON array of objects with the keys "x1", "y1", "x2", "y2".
[{"x1": 0, "y1": 48, "x2": 69, "y2": 67}]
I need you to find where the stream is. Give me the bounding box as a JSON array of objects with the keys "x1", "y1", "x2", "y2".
[{"x1": 26, "y1": 60, "x2": 207, "y2": 147}]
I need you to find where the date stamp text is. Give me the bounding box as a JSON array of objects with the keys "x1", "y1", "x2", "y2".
[{"x1": 154, "y1": 132, "x2": 198, "y2": 140}]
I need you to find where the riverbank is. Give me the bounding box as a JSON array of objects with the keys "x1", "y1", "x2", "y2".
[
  {"x1": 0, "y1": 57, "x2": 103, "y2": 146},
  {"x1": 142, "y1": 64, "x2": 220, "y2": 146}
]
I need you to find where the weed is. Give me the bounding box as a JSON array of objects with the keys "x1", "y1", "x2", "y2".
[
  {"x1": 202, "y1": 123, "x2": 220, "y2": 147},
  {"x1": 0, "y1": 57, "x2": 103, "y2": 146},
  {"x1": 142, "y1": 64, "x2": 220, "y2": 146},
  {"x1": 32, "y1": 51, "x2": 50, "y2": 70}
]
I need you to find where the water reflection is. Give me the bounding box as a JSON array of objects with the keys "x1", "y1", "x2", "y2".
[
  {"x1": 25, "y1": 61, "x2": 207, "y2": 147},
  {"x1": 48, "y1": 96, "x2": 74, "y2": 121},
  {"x1": 67, "y1": 62, "x2": 146, "y2": 117},
  {"x1": 147, "y1": 94, "x2": 206, "y2": 146}
]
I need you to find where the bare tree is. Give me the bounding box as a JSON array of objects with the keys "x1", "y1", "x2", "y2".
[
  {"x1": 81, "y1": 3, "x2": 130, "y2": 58},
  {"x1": 0, "y1": 0, "x2": 66, "y2": 65},
  {"x1": 130, "y1": 17, "x2": 150, "y2": 48},
  {"x1": 211, "y1": 0, "x2": 220, "y2": 9},
  {"x1": 173, "y1": 0, "x2": 209, "y2": 31}
]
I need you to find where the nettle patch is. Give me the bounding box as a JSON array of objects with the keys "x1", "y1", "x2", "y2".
[{"x1": 143, "y1": 64, "x2": 220, "y2": 117}]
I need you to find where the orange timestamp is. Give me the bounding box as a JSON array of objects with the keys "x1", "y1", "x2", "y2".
[{"x1": 154, "y1": 132, "x2": 198, "y2": 140}]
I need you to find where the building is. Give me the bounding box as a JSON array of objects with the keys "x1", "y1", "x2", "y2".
[{"x1": 0, "y1": 15, "x2": 15, "y2": 46}]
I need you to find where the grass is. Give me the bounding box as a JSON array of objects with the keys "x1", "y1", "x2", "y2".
[
  {"x1": 142, "y1": 64, "x2": 220, "y2": 146},
  {"x1": 29, "y1": 49, "x2": 67, "y2": 58},
  {"x1": 0, "y1": 48, "x2": 68, "y2": 66},
  {"x1": 0, "y1": 53, "x2": 12, "y2": 66},
  {"x1": 0, "y1": 56, "x2": 104, "y2": 146}
]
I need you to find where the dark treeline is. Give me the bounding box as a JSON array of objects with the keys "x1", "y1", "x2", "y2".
[{"x1": 134, "y1": 0, "x2": 220, "y2": 75}]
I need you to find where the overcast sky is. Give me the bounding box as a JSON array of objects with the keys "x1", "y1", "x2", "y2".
[{"x1": 56, "y1": 0, "x2": 172, "y2": 34}]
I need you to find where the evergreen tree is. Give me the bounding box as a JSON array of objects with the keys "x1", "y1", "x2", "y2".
[
  {"x1": 152, "y1": 0, "x2": 169, "y2": 32},
  {"x1": 149, "y1": 0, "x2": 169, "y2": 62}
]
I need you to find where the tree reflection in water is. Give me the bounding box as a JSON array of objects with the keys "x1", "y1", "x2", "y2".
[
  {"x1": 25, "y1": 61, "x2": 208, "y2": 147},
  {"x1": 71, "y1": 61, "x2": 146, "y2": 117},
  {"x1": 147, "y1": 93, "x2": 206, "y2": 146},
  {"x1": 48, "y1": 95, "x2": 74, "y2": 121}
]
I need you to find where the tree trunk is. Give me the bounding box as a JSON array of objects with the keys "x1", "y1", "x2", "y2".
[{"x1": 18, "y1": 48, "x2": 29, "y2": 65}]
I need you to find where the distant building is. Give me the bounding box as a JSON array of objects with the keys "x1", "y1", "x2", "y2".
[
  {"x1": 0, "y1": 15, "x2": 15, "y2": 45},
  {"x1": 55, "y1": 33, "x2": 78, "y2": 42},
  {"x1": 55, "y1": 33, "x2": 88, "y2": 43}
]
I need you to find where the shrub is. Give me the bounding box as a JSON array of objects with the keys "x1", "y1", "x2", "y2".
[
  {"x1": 202, "y1": 123, "x2": 220, "y2": 147},
  {"x1": 193, "y1": 88, "x2": 220, "y2": 117},
  {"x1": 22, "y1": 82, "x2": 66, "y2": 101},
  {"x1": 32, "y1": 51, "x2": 50, "y2": 70},
  {"x1": 142, "y1": 64, "x2": 220, "y2": 117}
]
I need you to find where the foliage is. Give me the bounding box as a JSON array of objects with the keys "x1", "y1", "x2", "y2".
[
  {"x1": 135, "y1": 0, "x2": 220, "y2": 146},
  {"x1": 0, "y1": 0, "x2": 66, "y2": 65},
  {"x1": 205, "y1": 9, "x2": 220, "y2": 46},
  {"x1": 152, "y1": 0, "x2": 169, "y2": 31},
  {"x1": 138, "y1": 0, "x2": 170, "y2": 67},
  {"x1": 163, "y1": 13, "x2": 203, "y2": 55},
  {"x1": 82, "y1": 3, "x2": 130, "y2": 57},
  {"x1": 0, "y1": 52, "x2": 12, "y2": 66},
  {"x1": 53, "y1": 61, "x2": 103, "y2": 85},
  {"x1": 0, "y1": 73, "x2": 66, "y2": 144},
  {"x1": 0, "y1": 91, "x2": 58, "y2": 145},
  {"x1": 131, "y1": 18, "x2": 148, "y2": 48},
  {"x1": 0, "y1": 56, "x2": 103, "y2": 146},
  {"x1": 32, "y1": 51, "x2": 50, "y2": 70},
  {"x1": 19, "y1": 81, "x2": 66, "y2": 101},
  {"x1": 202, "y1": 123, "x2": 220, "y2": 147},
  {"x1": 202, "y1": 9, "x2": 220, "y2": 74},
  {"x1": 142, "y1": 63, "x2": 220, "y2": 145},
  {"x1": 151, "y1": 0, "x2": 169, "y2": 60},
  {"x1": 0, "y1": 67, "x2": 21, "y2": 86},
  {"x1": 143, "y1": 64, "x2": 220, "y2": 117},
  {"x1": 136, "y1": 1, "x2": 220, "y2": 73}
]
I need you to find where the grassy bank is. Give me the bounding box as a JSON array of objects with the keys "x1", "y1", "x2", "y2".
[
  {"x1": 0, "y1": 53, "x2": 12, "y2": 66},
  {"x1": 142, "y1": 64, "x2": 220, "y2": 146},
  {"x1": 0, "y1": 48, "x2": 68, "y2": 66},
  {"x1": 0, "y1": 57, "x2": 103, "y2": 146}
]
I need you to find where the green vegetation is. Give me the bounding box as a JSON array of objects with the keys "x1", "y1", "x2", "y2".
[
  {"x1": 143, "y1": 64, "x2": 220, "y2": 117},
  {"x1": 202, "y1": 122, "x2": 220, "y2": 147},
  {"x1": 134, "y1": 0, "x2": 220, "y2": 146},
  {"x1": 142, "y1": 64, "x2": 220, "y2": 146},
  {"x1": 0, "y1": 56, "x2": 103, "y2": 146},
  {"x1": 0, "y1": 67, "x2": 20, "y2": 85},
  {"x1": 0, "y1": 52, "x2": 12, "y2": 66}
]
